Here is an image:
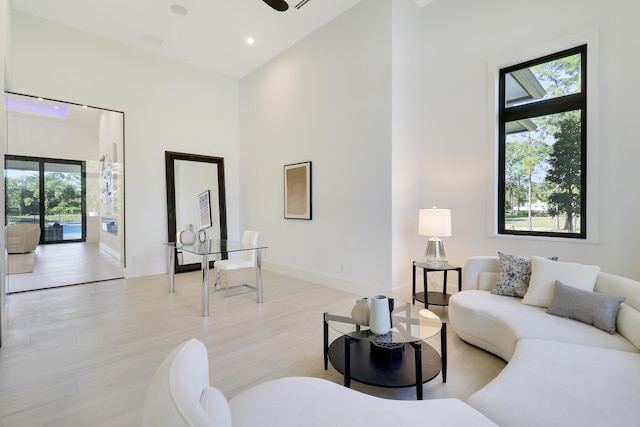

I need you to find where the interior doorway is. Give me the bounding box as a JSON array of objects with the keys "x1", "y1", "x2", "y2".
[{"x1": 5, "y1": 92, "x2": 125, "y2": 293}]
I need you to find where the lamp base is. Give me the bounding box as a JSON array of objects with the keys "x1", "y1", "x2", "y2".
[{"x1": 425, "y1": 237, "x2": 447, "y2": 267}]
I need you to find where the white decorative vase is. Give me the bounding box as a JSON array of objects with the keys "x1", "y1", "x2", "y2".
[
  {"x1": 179, "y1": 224, "x2": 196, "y2": 245},
  {"x1": 369, "y1": 295, "x2": 391, "y2": 335},
  {"x1": 351, "y1": 298, "x2": 371, "y2": 326}
]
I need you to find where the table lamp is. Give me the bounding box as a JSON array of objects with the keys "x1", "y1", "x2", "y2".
[{"x1": 419, "y1": 207, "x2": 452, "y2": 267}]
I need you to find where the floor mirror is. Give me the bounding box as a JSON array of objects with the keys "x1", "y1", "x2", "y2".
[{"x1": 165, "y1": 151, "x2": 227, "y2": 273}]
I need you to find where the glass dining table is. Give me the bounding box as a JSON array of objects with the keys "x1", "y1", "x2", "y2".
[{"x1": 164, "y1": 239, "x2": 268, "y2": 317}]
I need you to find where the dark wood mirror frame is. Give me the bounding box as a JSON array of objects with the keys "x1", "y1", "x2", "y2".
[{"x1": 165, "y1": 151, "x2": 228, "y2": 273}]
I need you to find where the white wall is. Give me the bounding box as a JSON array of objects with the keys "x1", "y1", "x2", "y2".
[
  {"x1": 7, "y1": 112, "x2": 98, "y2": 159},
  {"x1": 391, "y1": 0, "x2": 424, "y2": 296},
  {"x1": 419, "y1": 0, "x2": 640, "y2": 279},
  {"x1": 97, "y1": 110, "x2": 124, "y2": 257},
  {"x1": 240, "y1": 0, "x2": 394, "y2": 297},
  {"x1": 9, "y1": 11, "x2": 240, "y2": 278}
]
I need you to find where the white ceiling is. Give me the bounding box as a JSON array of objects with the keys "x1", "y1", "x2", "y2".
[{"x1": 12, "y1": 0, "x2": 433, "y2": 79}]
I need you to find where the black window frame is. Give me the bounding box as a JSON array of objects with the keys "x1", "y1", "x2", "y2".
[{"x1": 498, "y1": 44, "x2": 587, "y2": 239}]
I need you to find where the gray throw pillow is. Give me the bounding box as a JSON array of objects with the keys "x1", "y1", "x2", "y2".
[{"x1": 547, "y1": 280, "x2": 626, "y2": 334}]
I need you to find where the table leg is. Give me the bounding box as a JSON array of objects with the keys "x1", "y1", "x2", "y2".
[
  {"x1": 441, "y1": 322, "x2": 448, "y2": 382},
  {"x1": 323, "y1": 313, "x2": 329, "y2": 370},
  {"x1": 201, "y1": 253, "x2": 209, "y2": 317},
  {"x1": 423, "y1": 268, "x2": 429, "y2": 307},
  {"x1": 412, "y1": 263, "x2": 417, "y2": 304},
  {"x1": 344, "y1": 336, "x2": 353, "y2": 388},
  {"x1": 410, "y1": 342, "x2": 423, "y2": 400},
  {"x1": 443, "y1": 270, "x2": 448, "y2": 296},
  {"x1": 256, "y1": 248, "x2": 263, "y2": 303},
  {"x1": 169, "y1": 247, "x2": 175, "y2": 293},
  {"x1": 457, "y1": 267, "x2": 462, "y2": 292}
]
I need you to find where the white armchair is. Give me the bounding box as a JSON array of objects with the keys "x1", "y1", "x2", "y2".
[
  {"x1": 6, "y1": 224, "x2": 41, "y2": 254},
  {"x1": 142, "y1": 339, "x2": 231, "y2": 427}
]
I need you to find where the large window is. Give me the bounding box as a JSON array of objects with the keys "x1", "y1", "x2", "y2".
[{"x1": 499, "y1": 45, "x2": 587, "y2": 238}]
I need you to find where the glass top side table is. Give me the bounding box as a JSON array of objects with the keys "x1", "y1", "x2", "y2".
[
  {"x1": 412, "y1": 261, "x2": 462, "y2": 308},
  {"x1": 326, "y1": 303, "x2": 442, "y2": 343},
  {"x1": 323, "y1": 303, "x2": 447, "y2": 400}
]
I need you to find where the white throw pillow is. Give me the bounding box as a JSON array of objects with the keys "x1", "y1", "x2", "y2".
[{"x1": 522, "y1": 256, "x2": 600, "y2": 308}]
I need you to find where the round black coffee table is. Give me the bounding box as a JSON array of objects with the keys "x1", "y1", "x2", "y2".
[{"x1": 323, "y1": 304, "x2": 447, "y2": 400}]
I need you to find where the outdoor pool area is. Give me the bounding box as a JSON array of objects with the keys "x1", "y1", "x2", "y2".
[
  {"x1": 62, "y1": 222, "x2": 82, "y2": 239},
  {"x1": 45, "y1": 222, "x2": 82, "y2": 240}
]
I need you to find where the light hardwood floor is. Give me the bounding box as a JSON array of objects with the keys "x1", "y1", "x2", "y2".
[
  {"x1": 0, "y1": 270, "x2": 506, "y2": 426},
  {"x1": 6, "y1": 242, "x2": 124, "y2": 293}
]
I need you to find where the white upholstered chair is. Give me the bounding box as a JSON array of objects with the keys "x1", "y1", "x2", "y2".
[
  {"x1": 214, "y1": 230, "x2": 259, "y2": 296},
  {"x1": 142, "y1": 339, "x2": 231, "y2": 427},
  {"x1": 142, "y1": 339, "x2": 498, "y2": 427},
  {"x1": 6, "y1": 223, "x2": 41, "y2": 254}
]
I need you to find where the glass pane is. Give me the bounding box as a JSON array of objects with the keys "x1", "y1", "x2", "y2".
[
  {"x1": 6, "y1": 159, "x2": 41, "y2": 229},
  {"x1": 505, "y1": 53, "x2": 582, "y2": 107},
  {"x1": 503, "y1": 110, "x2": 582, "y2": 234},
  {"x1": 44, "y1": 162, "x2": 83, "y2": 241}
]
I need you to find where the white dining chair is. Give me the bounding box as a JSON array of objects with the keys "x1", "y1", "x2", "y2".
[{"x1": 214, "y1": 230, "x2": 259, "y2": 297}]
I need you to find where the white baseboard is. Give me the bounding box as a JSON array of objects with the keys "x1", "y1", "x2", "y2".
[{"x1": 263, "y1": 260, "x2": 413, "y2": 301}]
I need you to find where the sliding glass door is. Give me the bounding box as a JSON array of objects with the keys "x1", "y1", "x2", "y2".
[{"x1": 6, "y1": 156, "x2": 86, "y2": 243}]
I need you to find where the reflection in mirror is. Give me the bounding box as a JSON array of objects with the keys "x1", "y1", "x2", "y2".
[
  {"x1": 5, "y1": 92, "x2": 125, "y2": 293},
  {"x1": 165, "y1": 151, "x2": 227, "y2": 273}
]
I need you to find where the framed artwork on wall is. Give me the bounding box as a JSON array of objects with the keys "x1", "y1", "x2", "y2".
[
  {"x1": 197, "y1": 190, "x2": 212, "y2": 230},
  {"x1": 284, "y1": 161, "x2": 312, "y2": 220}
]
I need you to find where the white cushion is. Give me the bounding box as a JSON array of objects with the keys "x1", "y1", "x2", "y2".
[
  {"x1": 462, "y1": 256, "x2": 500, "y2": 291},
  {"x1": 478, "y1": 272, "x2": 499, "y2": 292},
  {"x1": 469, "y1": 339, "x2": 640, "y2": 427},
  {"x1": 230, "y1": 376, "x2": 497, "y2": 426},
  {"x1": 215, "y1": 259, "x2": 255, "y2": 271},
  {"x1": 522, "y1": 256, "x2": 600, "y2": 308}
]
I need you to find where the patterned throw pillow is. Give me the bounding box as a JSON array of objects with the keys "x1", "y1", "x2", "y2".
[{"x1": 491, "y1": 252, "x2": 533, "y2": 297}]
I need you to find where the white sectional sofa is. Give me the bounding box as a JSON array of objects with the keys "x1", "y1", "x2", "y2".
[{"x1": 449, "y1": 255, "x2": 640, "y2": 427}]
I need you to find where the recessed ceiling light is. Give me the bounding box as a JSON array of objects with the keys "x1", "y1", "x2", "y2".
[
  {"x1": 247, "y1": 37, "x2": 255, "y2": 45},
  {"x1": 170, "y1": 4, "x2": 188, "y2": 16}
]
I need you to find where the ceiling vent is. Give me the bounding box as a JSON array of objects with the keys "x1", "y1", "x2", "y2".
[{"x1": 141, "y1": 34, "x2": 165, "y2": 47}]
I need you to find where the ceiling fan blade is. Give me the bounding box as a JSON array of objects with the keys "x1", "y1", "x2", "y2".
[{"x1": 263, "y1": 0, "x2": 289, "y2": 12}]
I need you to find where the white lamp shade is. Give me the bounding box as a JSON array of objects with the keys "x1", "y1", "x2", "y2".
[{"x1": 419, "y1": 208, "x2": 452, "y2": 237}]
